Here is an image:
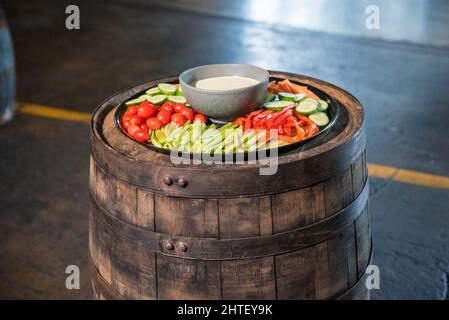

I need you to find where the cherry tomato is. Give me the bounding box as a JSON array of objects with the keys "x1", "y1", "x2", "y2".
[
  {"x1": 125, "y1": 106, "x2": 138, "y2": 115},
  {"x1": 134, "y1": 129, "x2": 149, "y2": 142},
  {"x1": 171, "y1": 113, "x2": 187, "y2": 126},
  {"x1": 181, "y1": 108, "x2": 194, "y2": 121},
  {"x1": 194, "y1": 113, "x2": 206, "y2": 123},
  {"x1": 127, "y1": 124, "x2": 141, "y2": 137},
  {"x1": 174, "y1": 103, "x2": 185, "y2": 113},
  {"x1": 140, "y1": 123, "x2": 149, "y2": 131},
  {"x1": 146, "y1": 117, "x2": 162, "y2": 130},
  {"x1": 157, "y1": 110, "x2": 172, "y2": 125},
  {"x1": 122, "y1": 120, "x2": 131, "y2": 130},
  {"x1": 137, "y1": 101, "x2": 157, "y2": 119},
  {"x1": 161, "y1": 102, "x2": 174, "y2": 113},
  {"x1": 122, "y1": 113, "x2": 132, "y2": 123},
  {"x1": 129, "y1": 115, "x2": 144, "y2": 126}
]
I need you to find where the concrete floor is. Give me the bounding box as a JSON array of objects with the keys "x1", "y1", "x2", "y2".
[{"x1": 0, "y1": 0, "x2": 448, "y2": 299}]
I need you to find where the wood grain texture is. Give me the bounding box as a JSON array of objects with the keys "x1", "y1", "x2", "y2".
[
  {"x1": 324, "y1": 168, "x2": 353, "y2": 217},
  {"x1": 221, "y1": 257, "x2": 276, "y2": 300},
  {"x1": 89, "y1": 71, "x2": 371, "y2": 300},
  {"x1": 275, "y1": 246, "x2": 316, "y2": 299},
  {"x1": 272, "y1": 180, "x2": 326, "y2": 233},
  {"x1": 156, "y1": 255, "x2": 221, "y2": 300},
  {"x1": 90, "y1": 201, "x2": 157, "y2": 299},
  {"x1": 218, "y1": 196, "x2": 272, "y2": 239},
  {"x1": 351, "y1": 150, "x2": 367, "y2": 198},
  {"x1": 355, "y1": 204, "x2": 371, "y2": 277},
  {"x1": 89, "y1": 183, "x2": 367, "y2": 261},
  {"x1": 155, "y1": 195, "x2": 218, "y2": 238}
]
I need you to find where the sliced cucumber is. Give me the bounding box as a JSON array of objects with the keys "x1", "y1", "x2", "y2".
[
  {"x1": 296, "y1": 98, "x2": 319, "y2": 115},
  {"x1": 278, "y1": 92, "x2": 296, "y2": 101},
  {"x1": 293, "y1": 93, "x2": 307, "y2": 102},
  {"x1": 157, "y1": 83, "x2": 177, "y2": 95},
  {"x1": 278, "y1": 92, "x2": 306, "y2": 102},
  {"x1": 167, "y1": 95, "x2": 187, "y2": 104},
  {"x1": 318, "y1": 99, "x2": 329, "y2": 112},
  {"x1": 263, "y1": 100, "x2": 294, "y2": 111},
  {"x1": 145, "y1": 87, "x2": 161, "y2": 96},
  {"x1": 176, "y1": 87, "x2": 184, "y2": 96},
  {"x1": 125, "y1": 95, "x2": 149, "y2": 106},
  {"x1": 147, "y1": 94, "x2": 167, "y2": 105},
  {"x1": 309, "y1": 112, "x2": 330, "y2": 127}
]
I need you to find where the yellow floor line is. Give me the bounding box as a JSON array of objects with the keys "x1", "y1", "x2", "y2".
[
  {"x1": 17, "y1": 102, "x2": 91, "y2": 123},
  {"x1": 367, "y1": 163, "x2": 397, "y2": 179},
  {"x1": 16, "y1": 102, "x2": 449, "y2": 190},
  {"x1": 393, "y1": 169, "x2": 449, "y2": 189}
]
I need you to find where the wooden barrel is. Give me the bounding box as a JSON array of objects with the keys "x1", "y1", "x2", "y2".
[
  {"x1": 0, "y1": 6, "x2": 16, "y2": 124},
  {"x1": 89, "y1": 72, "x2": 371, "y2": 300}
]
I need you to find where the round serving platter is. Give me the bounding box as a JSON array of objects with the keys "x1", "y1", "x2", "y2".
[{"x1": 114, "y1": 74, "x2": 340, "y2": 159}]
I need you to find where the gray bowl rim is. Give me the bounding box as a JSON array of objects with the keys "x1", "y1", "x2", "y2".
[{"x1": 179, "y1": 64, "x2": 269, "y2": 94}]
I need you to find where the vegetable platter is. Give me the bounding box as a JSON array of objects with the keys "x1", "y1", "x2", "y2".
[{"x1": 115, "y1": 77, "x2": 339, "y2": 156}]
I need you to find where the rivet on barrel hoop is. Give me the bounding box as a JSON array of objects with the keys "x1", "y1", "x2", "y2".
[
  {"x1": 163, "y1": 176, "x2": 172, "y2": 186},
  {"x1": 176, "y1": 242, "x2": 188, "y2": 252},
  {"x1": 177, "y1": 178, "x2": 188, "y2": 188},
  {"x1": 162, "y1": 240, "x2": 174, "y2": 250}
]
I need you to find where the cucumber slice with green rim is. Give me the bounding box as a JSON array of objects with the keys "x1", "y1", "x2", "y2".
[
  {"x1": 296, "y1": 99, "x2": 319, "y2": 115},
  {"x1": 157, "y1": 83, "x2": 177, "y2": 95},
  {"x1": 318, "y1": 99, "x2": 329, "y2": 112},
  {"x1": 309, "y1": 112, "x2": 330, "y2": 127},
  {"x1": 176, "y1": 87, "x2": 184, "y2": 96},
  {"x1": 279, "y1": 92, "x2": 306, "y2": 102},
  {"x1": 167, "y1": 96, "x2": 187, "y2": 104},
  {"x1": 293, "y1": 93, "x2": 307, "y2": 102},
  {"x1": 278, "y1": 92, "x2": 296, "y2": 101},
  {"x1": 147, "y1": 94, "x2": 167, "y2": 105},
  {"x1": 146, "y1": 87, "x2": 161, "y2": 96},
  {"x1": 263, "y1": 100, "x2": 294, "y2": 111},
  {"x1": 125, "y1": 95, "x2": 149, "y2": 106}
]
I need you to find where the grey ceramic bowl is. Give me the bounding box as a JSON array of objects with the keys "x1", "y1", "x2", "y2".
[{"x1": 179, "y1": 64, "x2": 269, "y2": 122}]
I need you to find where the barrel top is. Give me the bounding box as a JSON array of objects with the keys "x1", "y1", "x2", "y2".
[
  {"x1": 90, "y1": 71, "x2": 365, "y2": 197},
  {"x1": 92, "y1": 72, "x2": 364, "y2": 168}
]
